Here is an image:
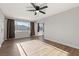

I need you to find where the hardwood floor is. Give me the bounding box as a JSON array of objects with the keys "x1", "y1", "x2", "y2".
[
  {"x1": 0, "y1": 37, "x2": 79, "y2": 56},
  {"x1": 0, "y1": 38, "x2": 32, "y2": 56},
  {"x1": 44, "y1": 39, "x2": 79, "y2": 56}
]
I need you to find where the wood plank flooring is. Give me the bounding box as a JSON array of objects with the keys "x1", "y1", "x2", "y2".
[
  {"x1": 0, "y1": 38, "x2": 32, "y2": 56},
  {"x1": 0, "y1": 37, "x2": 79, "y2": 56},
  {"x1": 44, "y1": 39, "x2": 79, "y2": 56}
]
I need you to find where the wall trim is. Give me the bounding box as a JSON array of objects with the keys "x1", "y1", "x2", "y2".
[{"x1": 45, "y1": 38, "x2": 79, "y2": 49}]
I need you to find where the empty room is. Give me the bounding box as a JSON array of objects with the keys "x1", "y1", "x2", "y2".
[{"x1": 0, "y1": 3, "x2": 79, "y2": 56}]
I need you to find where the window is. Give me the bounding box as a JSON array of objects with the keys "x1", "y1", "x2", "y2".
[
  {"x1": 38, "y1": 23, "x2": 44, "y2": 32},
  {"x1": 15, "y1": 21, "x2": 30, "y2": 32}
]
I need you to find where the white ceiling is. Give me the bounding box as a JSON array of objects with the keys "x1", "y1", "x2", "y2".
[{"x1": 0, "y1": 3, "x2": 79, "y2": 21}]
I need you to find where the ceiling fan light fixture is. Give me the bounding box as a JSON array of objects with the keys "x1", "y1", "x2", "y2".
[
  {"x1": 27, "y1": 3, "x2": 48, "y2": 15},
  {"x1": 36, "y1": 10, "x2": 39, "y2": 13}
]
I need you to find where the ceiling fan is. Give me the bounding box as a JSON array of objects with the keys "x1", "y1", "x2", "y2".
[{"x1": 27, "y1": 3, "x2": 48, "y2": 15}]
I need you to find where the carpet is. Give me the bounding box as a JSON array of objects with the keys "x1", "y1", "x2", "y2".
[{"x1": 16, "y1": 40, "x2": 69, "y2": 56}]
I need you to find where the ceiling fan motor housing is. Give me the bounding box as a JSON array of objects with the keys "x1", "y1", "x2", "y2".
[{"x1": 36, "y1": 6, "x2": 40, "y2": 10}]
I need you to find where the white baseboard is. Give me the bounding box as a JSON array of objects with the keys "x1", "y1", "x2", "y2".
[{"x1": 45, "y1": 38, "x2": 79, "y2": 49}]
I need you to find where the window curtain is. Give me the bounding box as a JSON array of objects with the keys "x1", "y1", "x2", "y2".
[
  {"x1": 7, "y1": 19, "x2": 15, "y2": 39},
  {"x1": 30, "y1": 22, "x2": 35, "y2": 37},
  {"x1": 37, "y1": 23, "x2": 39, "y2": 32}
]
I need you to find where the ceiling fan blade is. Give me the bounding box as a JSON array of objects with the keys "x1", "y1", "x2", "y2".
[
  {"x1": 40, "y1": 6, "x2": 48, "y2": 10},
  {"x1": 27, "y1": 10, "x2": 36, "y2": 11},
  {"x1": 35, "y1": 12, "x2": 37, "y2": 15},
  {"x1": 39, "y1": 11, "x2": 46, "y2": 14},
  {"x1": 31, "y1": 3, "x2": 36, "y2": 9}
]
